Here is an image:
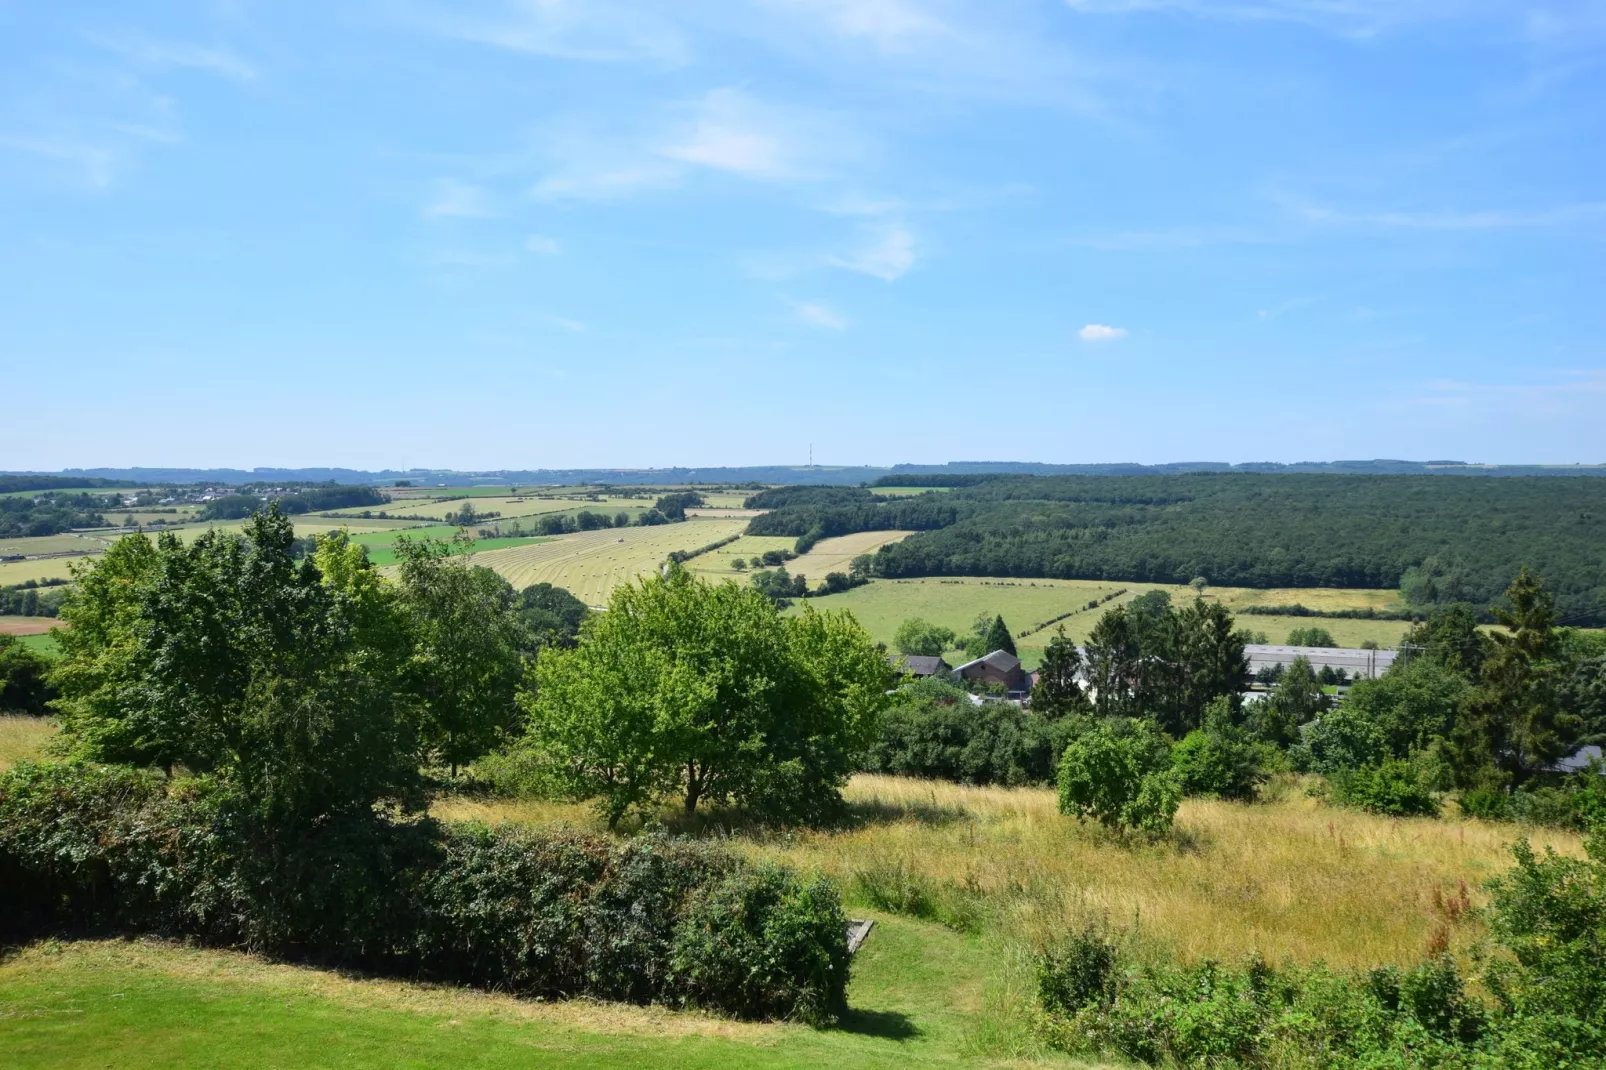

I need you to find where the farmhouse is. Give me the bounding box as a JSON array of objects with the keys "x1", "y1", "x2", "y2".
[
  {"x1": 887, "y1": 653, "x2": 951, "y2": 679},
  {"x1": 1245, "y1": 643, "x2": 1397, "y2": 681},
  {"x1": 951, "y1": 649, "x2": 1030, "y2": 698}
]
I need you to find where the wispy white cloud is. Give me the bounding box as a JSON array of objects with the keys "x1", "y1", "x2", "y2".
[
  {"x1": 524, "y1": 233, "x2": 561, "y2": 254},
  {"x1": 423, "y1": 179, "x2": 496, "y2": 218},
  {"x1": 1296, "y1": 199, "x2": 1606, "y2": 231},
  {"x1": 1079, "y1": 323, "x2": 1128, "y2": 341},
  {"x1": 551, "y1": 315, "x2": 587, "y2": 333},
  {"x1": 403, "y1": 0, "x2": 688, "y2": 66},
  {"x1": 763, "y1": 0, "x2": 955, "y2": 53},
  {"x1": 795, "y1": 301, "x2": 848, "y2": 329},
  {"x1": 660, "y1": 89, "x2": 801, "y2": 179},
  {"x1": 0, "y1": 136, "x2": 121, "y2": 189},
  {"x1": 91, "y1": 32, "x2": 259, "y2": 82},
  {"x1": 830, "y1": 225, "x2": 917, "y2": 280}
]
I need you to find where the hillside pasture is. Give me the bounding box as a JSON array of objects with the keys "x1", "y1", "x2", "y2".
[
  {"x1": 353, "y1": 495, "x2": 643, "y2": 522},
  {"x1": 805, "y1": 577, "x2": 1407, "y2": 667},
  {"x1": 684, "y1": 535, "x2": 799, "y2": 580},
  {"x1": 0, "y1": 557, "x2": 82, "y2": 586},
  {"x1": 0, "y1": 716, "x2": 56, "y2": 771},
  {"x1": 467, "y1": 518, "x2": 750, "y2": 605},
  {"x1": 787, "y1": 531, "x2": 914, "y2": 580},
  {"x1": 0, "y1": 533, "x2": 117, "y2": 557}
]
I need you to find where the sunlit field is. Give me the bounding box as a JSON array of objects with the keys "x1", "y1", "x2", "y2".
[{"x1": 436, "y1": 773, "x2": 1576, "y2": 972}]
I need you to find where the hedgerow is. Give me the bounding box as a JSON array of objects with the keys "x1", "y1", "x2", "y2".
[{"x1": 0, "y1": 760, "x2": 850, "y2": 1025}]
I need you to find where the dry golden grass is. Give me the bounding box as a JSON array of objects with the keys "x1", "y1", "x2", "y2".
[
  {"x1": 784, "y1": 532, "x2": 915, "y2": 579},
  {"x1": 438, "y1": 774, "x2": 1583, "y2": 972},
  {"x1": 0, "y1": 715, "x2": 57, "y2": 771},
  {"x1": 0, "y1": 617, "x2": 57, "y2": 636}
]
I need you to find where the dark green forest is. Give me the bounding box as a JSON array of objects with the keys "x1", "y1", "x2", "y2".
[{"x1": 746, "y1": 475, "x2": 1606, "y2": 625}]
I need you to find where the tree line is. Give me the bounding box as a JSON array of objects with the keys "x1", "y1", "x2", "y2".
[
  {"x1": 199, "y1": 482, "x2": 389, "y2": 520},
  {"x1": 744, "y1": 474, "x2": 1606, "y2": 625}
]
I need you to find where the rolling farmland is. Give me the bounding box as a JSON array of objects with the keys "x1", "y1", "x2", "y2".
[
  {"x1": 803, "y1": 576, "x2": 1411, "y2": 668},
  {"x1": 785, "y1": 531, "x2": 914, "y2": 579},
  {"x1": 465, "y1": 517, "x2": 751, "y2": 605}
]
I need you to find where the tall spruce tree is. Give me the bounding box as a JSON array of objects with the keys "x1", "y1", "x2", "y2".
[
  {"x1": 1452, "y1": 568, "x2": 1579, "y2": 786},
  {"x1": 1031, "y1": 627, "x2": 1089, "y2": 719},
  {"x1": 984, "y1": 614, "x2": 1017, "y2": 657}
]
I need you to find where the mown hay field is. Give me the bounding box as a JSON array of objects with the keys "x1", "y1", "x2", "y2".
[
  {"x1": 685, "y1": 535, "x2": 807, "y2": 581},
  {"x1": 363, "y1": 495, "x2": 645, "y2": 522},
  {"x1": 466, "y1": 518, "x2": 751, "y2": 606},
  {"x1": 0, "y1": 617, "x2": 56, "y2": 637},
  {"x1": 0, "y1": 533, "x2": 118, "y2": 557},
  {"x1": 439, "y1": 773, "x2": 1582, "y2": 973},
  {"x1": 786, "y1": 532, "x2": 915, "y2": 580}
]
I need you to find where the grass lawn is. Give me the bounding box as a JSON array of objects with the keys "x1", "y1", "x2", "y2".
[
  {"x1": 10, "y1": 633, "x2": 60, "y2": 658},
  {"x1": 0, "y1": 919, "x2": 1096, "y2": 1069}
]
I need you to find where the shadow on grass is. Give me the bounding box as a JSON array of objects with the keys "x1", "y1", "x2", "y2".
[
  {"x1": 836, "y1": 1007, "x2": 921, "y2": 1040},
  {"x1": 841, "y1": 798, "x2": 969, "y2": 830}
]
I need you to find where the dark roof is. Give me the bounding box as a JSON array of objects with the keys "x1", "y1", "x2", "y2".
[
  {"x1": 953, "y1": 649, "x2": 1022, "y2": 674},
  {"x1": 889, "y1": 654, "x2": 950, "y2": 676},
  {"x1": 1549, "y1": 745, "x2": 1605, "y2": 775}
]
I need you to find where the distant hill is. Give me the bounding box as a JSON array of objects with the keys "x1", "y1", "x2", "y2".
[{"x1": 6, "y1": 460, "x2": 1605, "y2": 487}]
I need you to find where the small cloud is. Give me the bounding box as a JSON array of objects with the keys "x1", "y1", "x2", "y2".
[
  {"x1": 796, "y1": 301, "x2": 847, "y2": 330},
  {"x1": 524, "y1": 234, "x2": 561, "y2": 255},
  {"x1": 660, "y1": 89, "x2": 796, "y2": 180},
  {"x1": 424, "y1": 180, "x2": 495, "y2": 219},
  {"x1": 92, "y1": 33, "x2": 258, "y2": 82},
  {"x1": 1079, "y1": 323, "x2": 1127, "y2": 341},
  {"x1": 551, "y1": 316, "x2": 587, "y2": 333},
  {"x1": 831, "y1": 225, "x2": 916, "y2": 281}
]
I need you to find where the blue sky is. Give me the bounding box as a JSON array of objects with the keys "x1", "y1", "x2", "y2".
[{"x1": 3, "y1": 1, "x2": 1603, "y2": 470}]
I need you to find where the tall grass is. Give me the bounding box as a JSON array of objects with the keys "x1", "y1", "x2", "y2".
[
  {"x1": 437, "y1": 773, "x2": 1584, "y2": 971},
  {"x1": 0, "y1": 715, "x2": 56, "y2": 772}
]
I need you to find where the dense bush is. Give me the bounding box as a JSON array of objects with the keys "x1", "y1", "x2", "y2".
[
  {"x1": 0, "y1": 634, "x2": 55, "y2": 713},
  {"x1": 863, "y1": 678, "x2": 1073, "y2": 786},
  {"x1": 1037, "y1": 930, "x2": 1489, "y2": 1068},
  {"x1": 1172, "y1": 700, "x2": 1272, "y2": 801},
  {"x1": 1329, "y1": 757, "x2": 1441, "y2": 817},
  {"x1": 0, "y1": 761, "x2": 850, "y2": 1025},
  {"x1": 1057, "y1": 718, "x2": 1180, "y2": 838},
  {"x1": 1460, "y1": 772, "x2": 1606, "y2": 830}
]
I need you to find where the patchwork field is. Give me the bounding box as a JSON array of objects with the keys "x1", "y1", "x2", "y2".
[
  {"x1": 361, "y1": 495, "x2": 644, "y2": 522},
  {"x1": 0, "y1": 533, "x2": 118, "y2": 557},
  {"x1": 785, "y1": 532, "x2": 915, "y2": 580},
  {"x1": 0, "y1": 558, "x2": 82, "y2": 586},
  {"x1": 466, "y1": 518, "x2": 751, "y2": 605},
  {"x1": 0, "y1": 617, "x2": 56, "y2": 636},
  {"x1": 684, "y1": 535, "x2": 803, "y2": 581},
  {"x1": 804, "y1": 577, "x2": 1408, "y2": 667}
]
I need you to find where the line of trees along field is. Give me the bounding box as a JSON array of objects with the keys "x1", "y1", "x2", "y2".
[{"x1": 745, "y1": 474, "x2": 1606, "y2": 624}]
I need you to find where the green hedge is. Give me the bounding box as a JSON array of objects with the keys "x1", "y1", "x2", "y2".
[{"x1": 0, "y1": 761, "x2": 849, "y2": 1024}]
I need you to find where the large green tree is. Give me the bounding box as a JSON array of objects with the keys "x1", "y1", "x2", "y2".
[
  {"x1": 1452, "y1": 568, "x2": 1581, "y2": 786},
  {"x1": 51, "y1": 511, "x2": 423, "y2": 824},
  {"x1": 395, "y1": 536, "x2": 528, "y2": 776},
  {"x1": 522, "y1": 566, "x2": 889, "y2": 827}
]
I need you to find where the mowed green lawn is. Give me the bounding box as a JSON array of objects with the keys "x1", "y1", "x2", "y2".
[{"x1": 0, "y1": 916, "x2": 1083, "y2": 1070}]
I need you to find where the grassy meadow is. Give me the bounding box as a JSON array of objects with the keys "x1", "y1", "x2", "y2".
[
  {"x1": 806, "y1": 577, "x2": 1411, "y2": 666},
  {"x1": 466, "y1": 518, "x2": 751, "y2": 606},
  {"x1": 785, "y1": 532, "x2": 915, "y2": 579},
  {"x1": 0, "y1": 715, "x2": 56, "y2": 772}
]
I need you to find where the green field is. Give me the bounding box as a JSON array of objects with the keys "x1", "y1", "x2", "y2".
[
  {"x1": 10, "y1": 633, "x2": 61, "y2": 657},
  {"x1": 805, "y1": 577, "x2": 1409, "y2": 666},
  {"x1": 468, "y1": 518, "x2": 751, "y2": 606},
  {"x1": 685, "y1": 535, "x2": 799, "y2": 581},
  {"x1": 870, "y1": 487, "x2": 947, "y2": 497},
  {"x1": 0, "y1": 533, "x2": 118, "y2": 557},
  {"x1": 358, "y1": 495, "x2": 645, "y2": 522},
  {"x1": 0, "y1": 913, "x2": 1050, "y2": 1070}
]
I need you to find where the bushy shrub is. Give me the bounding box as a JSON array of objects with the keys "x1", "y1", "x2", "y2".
[
  {"x1": 864, "y1": 678, "x2": 1074, "y2": 786},
  {"x1": 1172, "y1": 700, "x2": 1271, "y2": 801},
  {"x1": 0, "y1": 761, "x2": 850, "y2": 1024},
  {"x1": 1292, "y1": 703, "x2": 1391, "y2": 774},
  {"x1": 1330, "y1": 757, "x2": 1440, "y2": 817},
  {"x1": 1459, "y1": 773, "x2": 1606, "y2": 830},
  {"x1": 1056, "y1": 718, "x2": 1180, "y2": 838},
  {"x1": 1037, "y1": 936, "x2": 1489, "y2": 1068}
]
